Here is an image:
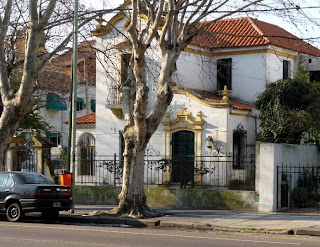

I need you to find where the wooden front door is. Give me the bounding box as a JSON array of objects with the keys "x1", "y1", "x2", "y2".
[{"x1": 172, "y1": 131, "x2": 195, "y2": 186}]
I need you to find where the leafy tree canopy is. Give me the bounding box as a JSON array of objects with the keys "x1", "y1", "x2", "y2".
[
  {"x1": 17, "y1": 111, "x2": 52, "y2": 136},
  {"x1": 255, "y1": 67, "x2": 320, "y2": 144}
]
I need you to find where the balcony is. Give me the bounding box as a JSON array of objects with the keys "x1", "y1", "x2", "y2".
[{"x1": 105, "y1": 85, "x2": 122, "y2": 118}]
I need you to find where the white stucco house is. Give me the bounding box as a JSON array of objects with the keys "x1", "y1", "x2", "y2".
[{"x1": 73, "y1": 11, "x2": 320, "y2": 189}]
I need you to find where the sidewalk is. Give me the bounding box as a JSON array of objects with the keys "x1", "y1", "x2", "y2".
[{"x1": 57, "y1": 205, "x2": 320, "y2": 236}]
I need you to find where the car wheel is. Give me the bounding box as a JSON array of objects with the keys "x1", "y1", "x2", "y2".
[
  {"x1": 6, "y1": 203, "x2": 23, "y2": 222},
  {"x1": 42, "y1": 210, "x2": 59, "y2": 220}
]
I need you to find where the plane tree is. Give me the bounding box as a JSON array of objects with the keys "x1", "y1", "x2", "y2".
[{"x1": 0, "y1": 0, "x2": 116, "y2": 169}]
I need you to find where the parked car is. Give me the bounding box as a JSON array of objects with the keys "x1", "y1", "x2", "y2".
[{"x1": 0, "y1": 172, "x2": 72, "y2": 222}]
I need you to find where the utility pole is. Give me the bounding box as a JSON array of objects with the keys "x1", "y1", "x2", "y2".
[
  {"x1": 71, "y1": 0, "x2": 78, "y2": 177},
  {"x1": 67, "y1": 0, "x2": 78, "y2": 213}
]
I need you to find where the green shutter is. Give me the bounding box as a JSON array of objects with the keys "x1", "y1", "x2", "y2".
[
  {"x1": 283, "y1": 60, "x2": 289, "y2": 79},
  {"x1": 91, "y1": 99, "x2": 96, "y2": 112},
  {"x1": 217, "y1": 58, "x2": 232, "y2": 90},
  {"x1": 46, "y1": 93, "x2": 67, "y2": 111},
  {"x1": 226, "y1": 58, "x2": 232, "y2": 90},
  {"x1": 76, "y1": 97, "x2": 85, "y2": 111}
]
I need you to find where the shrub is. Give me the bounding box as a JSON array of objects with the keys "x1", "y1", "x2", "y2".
[{"x1": 255, "y1": 67, "x2": 320, "y2": 144}]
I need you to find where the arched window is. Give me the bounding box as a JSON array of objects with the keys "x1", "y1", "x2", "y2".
[
  {"x1": 78, "y1": 133, "x2": 95, "y2": 175},
  {"x1": 233, "y1": 124, "x2": 247, "y2": 169}
]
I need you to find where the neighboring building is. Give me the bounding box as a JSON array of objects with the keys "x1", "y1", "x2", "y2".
[
  {"x1": 73, "y1": 11, "x2": 320, "y2": 188},
  {"x1": 38, "y1": 40, "x2": 96, "y2": 150}
]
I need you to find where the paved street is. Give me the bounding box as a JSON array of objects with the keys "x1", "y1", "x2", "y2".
[{"x1": 0, "y1": 220, "x2": 319, "y2": 247}]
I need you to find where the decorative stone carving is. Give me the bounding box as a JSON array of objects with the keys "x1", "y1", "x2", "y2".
[{"x1": 162, "y1": 107, "x2": 204, "y2": 133}]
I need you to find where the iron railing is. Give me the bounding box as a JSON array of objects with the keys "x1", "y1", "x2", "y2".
[
  {"x1": 277, "y1": 164, "x2": 320, "y2": 209},
  {"x1": 17, "y1": 153, "x2": 35, "y2": 172},
  {"x1": 62, "y1": 154, "x2": 255, "y2": 190},
  {"x1": 106, "y1": 85, "x2": 121, "y2": 105}
]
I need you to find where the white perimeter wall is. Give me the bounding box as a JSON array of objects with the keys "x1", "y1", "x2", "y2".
[{"x1": 257, "y1": 142, "x2": 319, "y2": 212}]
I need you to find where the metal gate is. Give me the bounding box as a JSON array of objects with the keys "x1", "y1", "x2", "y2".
[
  {"x1": 277, "y1": 164, "x2": 320, "y2": 209},
  {"x1": 17, "y1": 141, "x2": 35, "y2": 172}
]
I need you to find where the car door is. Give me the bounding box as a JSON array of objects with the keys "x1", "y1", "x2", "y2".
[
  {"x1": 0, "y1": 173, "x2": 9, "y2": 211},
  {"x1": 4, "y1": 174, "x2": 14, "y2": 197}
]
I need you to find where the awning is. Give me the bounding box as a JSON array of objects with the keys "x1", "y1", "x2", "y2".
[{"x1": 46, "y1": 93, "x2": 67, "y2": 111}]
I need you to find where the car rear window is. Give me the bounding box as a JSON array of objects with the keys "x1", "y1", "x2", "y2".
[
  {"x1": 0, "y1": 173, "x2": 8, "y2": 186},
  {"x1": 18, "y1": 173, "x2": 53, "y2": 184}
]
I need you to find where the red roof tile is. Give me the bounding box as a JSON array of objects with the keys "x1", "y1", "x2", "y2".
[
  {"x1": 65, "y1": 113, "x2": 96, "y2": 125},
  {"x1": 76, "y1": 113, "x2": 95, "y2": 124},
  {"x1": 191, "y1": 17, "x2": 320, "y2": 57},
  {"x1": 230, "y1": 100, "x2": 254, "y2": 111},
  {"x1": 204, "y1": 94, "x2": 254, "y2": 111}
]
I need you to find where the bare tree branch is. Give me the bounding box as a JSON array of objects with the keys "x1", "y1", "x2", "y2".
[
  {"x1": 41, "y1": 0, "x2": 57, "y2": 26},
  {"x1": 29, "y1": 0, "x2": 38, "y2": 22},
  {"x1": 128, "y1": 0, "x2": 139, "y2": 52},
  {"x1": 145, "y1": 0, "x2": 164, "y2": 45}
]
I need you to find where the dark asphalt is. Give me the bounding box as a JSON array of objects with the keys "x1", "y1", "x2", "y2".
[{"x1": 0, "y1": 220, "x2": 319, "y2": 247}]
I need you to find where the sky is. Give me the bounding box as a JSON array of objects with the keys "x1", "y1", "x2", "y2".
[{"x1": 84, "y1": 0, "x2": 320, "y2": 48}]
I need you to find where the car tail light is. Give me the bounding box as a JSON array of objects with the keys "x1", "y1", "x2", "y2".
[
  {"x1": 61, "y1": 188, "x2": 72, "y2": 198},
  {"x1": 35, "y1": 188, "x2": 51, "y2": 198}
]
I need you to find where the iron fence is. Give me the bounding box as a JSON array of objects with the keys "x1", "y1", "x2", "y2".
[
  {"x1": 69, "y1": 154, "x2": 255, "y2": 190},
  {"x1": 51, "y1": 155, "x2": 68, "y2": 175},
  {"x1": 277, "y1": 164, "x2": 320, "y2": 209},
  {"x1": 17, "y1": 153, "x2": 35, "y2": 172}
]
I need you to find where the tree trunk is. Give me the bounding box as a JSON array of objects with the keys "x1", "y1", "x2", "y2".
[
  {"x1": 0, "y1": 103, "x2": 31, "y2": 170},
  {"x1": 110, "y1": 147, "x2": 151, "y2": 216}
]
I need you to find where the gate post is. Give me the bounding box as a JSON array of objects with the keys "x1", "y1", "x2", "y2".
[
  {"x1": 32, "y1": 136, "x2": 53, "y2": 178},
  {"x1": 276, "y1": 165, "x2": 279, "y2": 210},
  {"x1": 7, "y1": 137, "x2": 24, "y2": 171},
  {"x1": 5, "y1": 148, "x2": 14, "y2": 171}
]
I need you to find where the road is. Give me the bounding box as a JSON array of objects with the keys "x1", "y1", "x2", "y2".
[{"x1": 0, "y1": 218, "x2": 319, "y2": 247}]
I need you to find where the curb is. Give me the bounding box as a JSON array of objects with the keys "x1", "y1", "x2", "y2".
[
  {"x1": 294, "y1": 228, "x2": 320, "y2": 236},
  {"x1": 58, "y1": 215, "x2": 290, "y2": 235}
]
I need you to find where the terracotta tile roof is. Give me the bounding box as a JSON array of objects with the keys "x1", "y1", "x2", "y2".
[
  {"x1": 76, "y1": 113, "x2": 96, "y2": 124},
  {"x1": 191, "y1": 17, "x2": 320, "y2": 57},
  {"x1": 204, "y1": 94, "x2": 254, "y2": 111},
  {"x1": 65, "y1": 113, "x2": 96, "y2": 125},
  {"x1": 230, "y1": 99, "x2": 254, "y2": 111}
]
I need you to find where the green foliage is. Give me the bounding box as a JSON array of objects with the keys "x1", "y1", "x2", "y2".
[
  {"x1": 255, "y1": 67, "x2": 320, "y2": 144},
  {"x1": 290, "y1": 168, "x2": 320, "y2": 207},
  {"x1": 17, "y1": 111, "x2": 51, "y2": 135},
  {"x1": 290, "y1": 187, "x2": 309, "y2": 206}
]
